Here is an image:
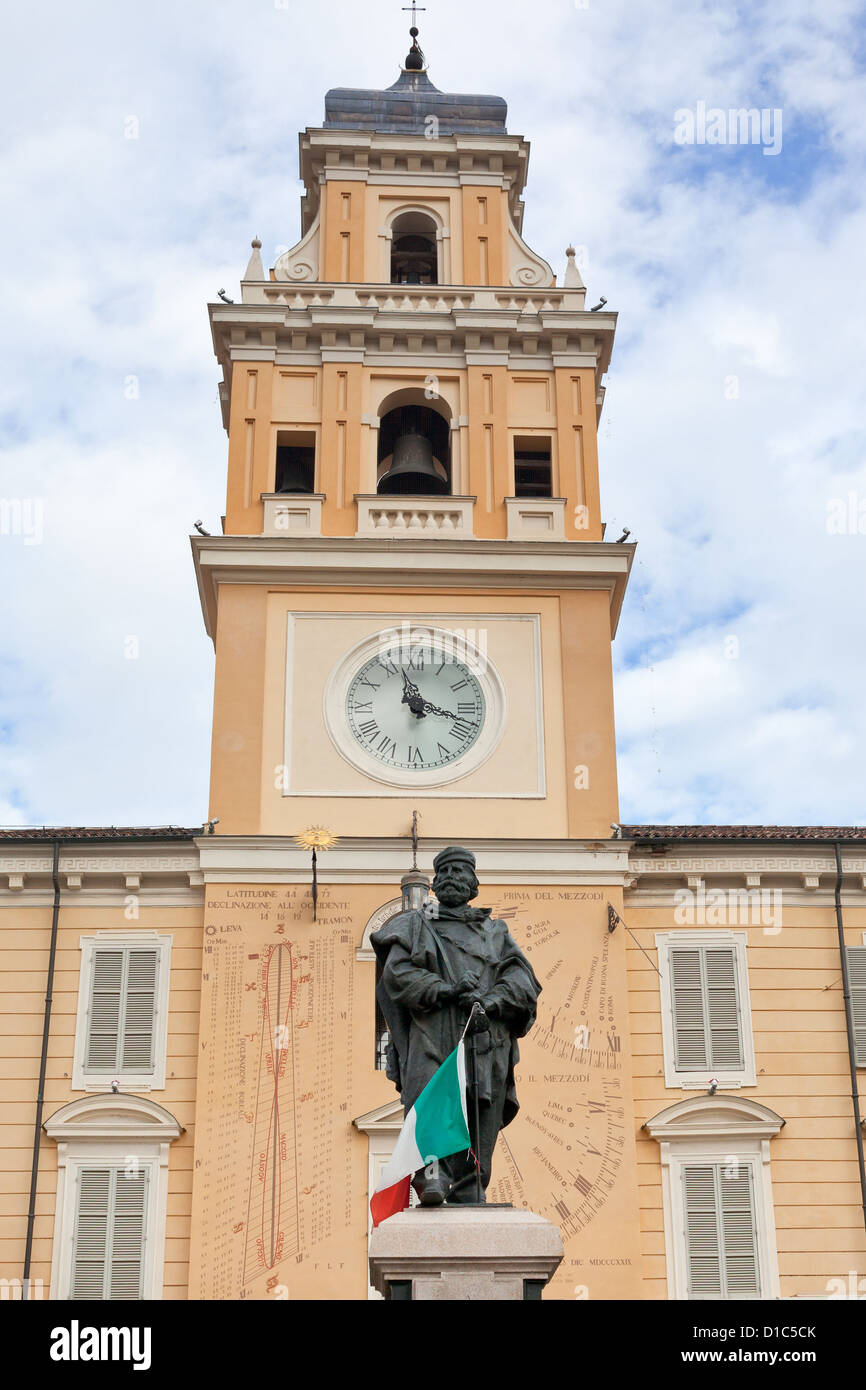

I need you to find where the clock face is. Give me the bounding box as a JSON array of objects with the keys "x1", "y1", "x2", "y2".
[
  {"x1": 345, "y1": 640, "x2": 486, "y2": 773},
  {"x1": 324, "y1": 624, "x2": 507, "y2": 789}
]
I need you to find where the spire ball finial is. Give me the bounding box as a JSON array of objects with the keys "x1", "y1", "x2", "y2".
[{"x1": 252, "y1": 236, "x2": 262, "y2": 249}]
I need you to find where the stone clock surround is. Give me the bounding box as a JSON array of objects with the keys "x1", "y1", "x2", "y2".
[{"x1": 278, "y1": 609, "x2": 545, "y2": 802}]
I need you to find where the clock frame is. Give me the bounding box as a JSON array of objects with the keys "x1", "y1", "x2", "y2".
[{"x1": 323, "y1": 625, "x2": 507, "y2": 789}]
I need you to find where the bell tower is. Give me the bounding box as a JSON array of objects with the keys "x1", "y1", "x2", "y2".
[
  {"x1": 194, "y1": 25, "x2": 632, "y2": 843},
  {"x1": 188, "y1": 28, "x2": 643, "y2": 1302}
]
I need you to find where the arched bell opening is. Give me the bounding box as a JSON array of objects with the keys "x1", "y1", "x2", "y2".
[
  {"x1": 390, "y1": 211, "x2": 438, "y2": 286},
  {"x1": 377, "y1": 403, "x2": 451, "y2": 496}
]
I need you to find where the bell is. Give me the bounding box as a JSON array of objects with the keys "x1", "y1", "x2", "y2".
[
  {"x1": 275, "y1": 449, "x2": 314, "y2": 494},
  {"x1": 377, "y1": 431, "x2": 449, "y2": 496}
]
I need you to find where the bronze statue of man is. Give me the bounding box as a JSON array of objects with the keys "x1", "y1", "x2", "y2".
[{"x1": 371, "y1": 846, "x2": 541, "y2": 1205}]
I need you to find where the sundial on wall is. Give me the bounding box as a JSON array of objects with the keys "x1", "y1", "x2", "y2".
[{"x1": 484, "y1": 892, "x2": 632, "y2": 1278}]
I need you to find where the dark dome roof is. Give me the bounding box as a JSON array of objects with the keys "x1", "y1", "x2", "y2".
[{"x1": 324, "y1": 68, "x2": 507, "y2": 136}]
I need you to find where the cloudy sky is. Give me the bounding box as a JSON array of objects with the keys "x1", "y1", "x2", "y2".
[{"x1": 1, "y1": 0, "x2": 864, "y2": 829}]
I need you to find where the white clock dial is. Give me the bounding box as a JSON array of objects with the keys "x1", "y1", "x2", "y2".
[
  {"x1": 346, "y1": 640, "x2": 485, "y2": 772},
  {"x1": 323, "y1": 625, "x2": 506, "y2": 790}
]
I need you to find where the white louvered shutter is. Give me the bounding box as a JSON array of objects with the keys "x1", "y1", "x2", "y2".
[
  {"x1": 683, "y1": 1163, "x2": 760, "y2": 1299},
  {"x1": 848, "y1": 947, "x2": 866, "y2": 1066},
  {"x1": 121, "y1": 950, "x2": 158, "y2": 1071},
  {"x1": 70, "y1": 1167, "x2": 148, "y2": 1300},
  {"x1": 720, "y1": 1167, "x2": 761, "y2": 1297},
  {"x1": 85, "y1": 950, "x2": 124, "y2": 1070},
  {"x1": 670, "y1": 945, "x2": 744, "y2": 1073},
  {"x1": 682, "y1": 1165, "x2": 720, "y2": 1295},
  {"x1": 70, "y1": 1168, "x2": 111, "y2": 1299},
  {"x1": 670, "y1": 949, "x2": 708, "y2": 1069},
  {"x1": 705, "y1": 948, "x2": 744, "y2": 1069},
  {"x1": 85, "y1": 947, "x2": 158, "y2": 1074},
  {"x1": 110, "y1": 1170, "x2": 148, "y2": 1300}
]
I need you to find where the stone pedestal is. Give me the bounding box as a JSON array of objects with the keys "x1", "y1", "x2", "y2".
[{"x1": 368, "y1": 1205, "x2": 563, "y2": 1300}]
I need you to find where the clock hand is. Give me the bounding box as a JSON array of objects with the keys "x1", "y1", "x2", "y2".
[
  {"x1": 401, "y1": 669, "x2": 427, "y2": 718},
  {"x1": 420, "y1": 701, "x2": 461, "y2": 720}
]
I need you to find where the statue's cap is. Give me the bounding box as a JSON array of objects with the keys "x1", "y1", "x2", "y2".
[{"x1": 432, "y1": 846, "x2": 477, "y2": 874}]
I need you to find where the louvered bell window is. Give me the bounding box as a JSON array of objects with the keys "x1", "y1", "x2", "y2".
[
  {"x1": 848, "y1": 946, "x2": 866, "y2": 1066},
  {"x1": 85, "y1": 948, "x2": 159, "y2": 1074},
  {"x1": 670, "y1": 946, "x2": 744, "y2": 1073},
  {"x1": 682, "y1": 1163, "x2": 761, "y2": 1298},
  {"x1": 70, "y1": 1167, "x2": 148, "y2": 1300}
]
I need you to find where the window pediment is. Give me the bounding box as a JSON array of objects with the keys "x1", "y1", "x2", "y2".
[
  {"x1": 353, "y1": 1100, "x2": 404, "y2": 1134},
  {"x1": 44, "y1": 1093, "x2": 184, "y2": 1144},
  {"x1": 644, "y1": 1094, "x2": 784, "y2": 1144}
]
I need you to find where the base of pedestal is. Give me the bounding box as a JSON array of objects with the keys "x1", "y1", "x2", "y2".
[{"x1": 369, "y1": 1205, "x2": 563, "y2": 1300}]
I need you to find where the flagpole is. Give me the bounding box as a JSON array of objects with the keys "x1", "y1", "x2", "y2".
[
  {"x1": 462, "y1": 1001, "x2": 485, "y2": 1203},
  {"x1": 471, "y1": 1026, "x2": 482, "y2": 1203}
]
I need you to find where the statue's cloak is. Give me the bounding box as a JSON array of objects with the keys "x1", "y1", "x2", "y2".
[{"x1": 370, "y1": 905, "x2": 541, "y2": 1126}]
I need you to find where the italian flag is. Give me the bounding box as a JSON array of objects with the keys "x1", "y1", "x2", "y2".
[{"x1": 370, "y1": 1042, "x2": 471, "y2": 1227}]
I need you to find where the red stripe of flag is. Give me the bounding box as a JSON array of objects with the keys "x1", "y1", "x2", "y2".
[{"x1": 370, "y1": 1175, "x2": 411, "y2": 1228}]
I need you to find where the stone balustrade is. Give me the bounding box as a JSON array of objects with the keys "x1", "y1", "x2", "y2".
[
  {"x1": 355, "y1": 495, "x2": 475, "y2": 538},
  {"x1": 249, "y1": 283, "x2": 583, "y2": 314}
]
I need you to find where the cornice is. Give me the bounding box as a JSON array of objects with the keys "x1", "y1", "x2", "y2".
[
  {"x1": 190, "y1": 534, "x2": 634, "y2": 640},
  {"x1": 210, "y1": 294, "x2": 615, "y2": 400},
  {"x1": 298, "y1": 129, "x2": 532, "y2": 227},
  {"x1": 194, "y1": 835, "x2": 631, "y2": 885},
  {"x1": 622, "y1": 845, "x2": 866, "y2": 906},
  {"x1": 0, "y1": 842, "x2": 204, "y2": 904},
  {"x1": 4, "y1": 833, "x2": 863, "y2": 904}
]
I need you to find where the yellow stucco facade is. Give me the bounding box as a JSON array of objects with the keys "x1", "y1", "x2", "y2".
[{"x1": 1, "y1": 50, "x2": 864, "y2": 1306}]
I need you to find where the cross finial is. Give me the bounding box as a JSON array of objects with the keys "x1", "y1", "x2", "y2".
[{"x1": 402, "y1": 3, "x2": 426, "y2": 27}]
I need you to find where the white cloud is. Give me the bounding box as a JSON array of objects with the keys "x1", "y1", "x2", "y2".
[{"x1": 1, "y1": 0, "x2": 864, "y2": 827}]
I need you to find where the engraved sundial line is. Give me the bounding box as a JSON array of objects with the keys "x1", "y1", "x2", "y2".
[{"x1": 242, "y1": 942, "x2": 299, "y2": 1284}]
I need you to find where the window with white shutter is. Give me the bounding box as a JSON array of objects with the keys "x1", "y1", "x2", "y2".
[
  {"x1": 848, "y1": 946, "x2": 866, "y2": 1066},
  {"x1": 46, "y1": 1094, "x2": 182, "y2": 1302},
  {"x1": 73, "y1": 934, "x2": 172, "y2": 1090},
  {"x1": 682, "y1": 1162, "x2": 761, "y2": 1299},
  {"x1": 646, "y1": 1094, "x2": 783, "y2": 1301},
  {"x1": 671, "y1": 947, "x2": 744, "y2": 1072},
  {"x1": 656, "y1": 932, "x2": 756, "y2": 1087},
  {"x1": 71, "y1": 1166, "x2": 148, "y2": 1300}
]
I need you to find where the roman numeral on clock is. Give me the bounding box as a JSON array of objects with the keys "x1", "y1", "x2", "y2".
[
  {"x1": 450, "y1": 720, "x2": 475, "y2": 742},
  {"x1": 408, "y1": 746, "x2": 425, "y2": 763},
  {"x1": 450, "y1": 678, "x2": 470, "y2": 692},
  {"x1": 376, "y1": 736, "x2": 397, "y2": 758},
  {"x1": 457, "y1": 702, "x2": 476, "y2": 716},
  {"x1": 352, "y1": 701, "x2": 373, "y2": 715},
  {"x1": 357, "y1": 676, "x2": 380, "y2": 692},
  {"x1": 357, "y1": 719, "x2": 379, "y2": 740}
]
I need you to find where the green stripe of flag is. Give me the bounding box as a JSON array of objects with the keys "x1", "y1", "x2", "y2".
[{"x1": 413, "y1": 1044, "x2": 470, "y2": 1164}]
